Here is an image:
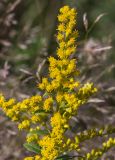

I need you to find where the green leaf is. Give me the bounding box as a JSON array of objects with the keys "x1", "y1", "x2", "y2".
[
  {"x1": 35, "y1": 109, "x2": 51, "y2": 115},
  {"x1": 24, "y1": 143, "x2": 41, "y2": 154},
  {"x1": 37, "y1": 112, "x2": 48, "y2": 116},
  {"x1": 29, "y1": 129, "x2": 49, "y2": 136},
  {"x1": 60, "y1": 102, "x2": 67, "y2": 109},
  {"x1": 56, "y1": 155, "x2": 72, "y2": 160}
]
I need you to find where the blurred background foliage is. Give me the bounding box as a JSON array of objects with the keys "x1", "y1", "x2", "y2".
[
  {"x1": 0, "y1": 0, "x2": 115, "y2": 159},
  {"x1": 0, "y1": 0, "x2": 115, "y2": 66}
]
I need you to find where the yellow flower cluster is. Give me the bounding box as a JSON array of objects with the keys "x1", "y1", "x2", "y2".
[
  {"x1": 26, "y1": 133, "x2": 38, "y2": 143},
  {"x1": 0, "y1": 94, "x2": 46, "y2": 130},
  {"x1": 38, "y1": 6, "x2": 79, "y2": 93},
  {"x1": 39, "y1": 136, "x2": 58, "y2": 160},
  {"x1": 38, "y1": 111, "x2": 80, "y2": 160},
  {"x1": 43, "y1": 97, "x2": 53, "y2": 111},
  {"x1": 37, "y1": 112, "x2": 67, "y2": 160},
  {"x1": 24, "y1": 155, "x2": 40, "y2": 160},
  {"x1": 57, "y1": 6, "x2": 78, "y2": 59},
  {"x1": 75, "y1": 126, "x2": 115, "y2": 145},
  {"x1": 83, "y1": 138, "x2": 115, "y2": 160},
  {"x1": 1, "y1": 5, "x2": 114, "y2": 160}
]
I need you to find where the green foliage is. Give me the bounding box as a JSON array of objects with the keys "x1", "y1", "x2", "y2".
[{"x1": 24, "y1": 143, "x2": 41, "y2": 154}]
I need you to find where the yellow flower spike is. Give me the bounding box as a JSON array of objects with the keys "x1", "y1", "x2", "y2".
[{"x1": 57, "y1": 6, "x2": 78, "y2": 59}]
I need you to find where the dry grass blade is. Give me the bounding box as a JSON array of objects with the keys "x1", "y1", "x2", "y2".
[
  {"x1": 19, "y1": 68, "x2": 33, "y2": 75},
  {"x1": 0, "y1": 40, "x2": 12, "y2": 47},
  {"x1": 88, "y1": 98, "x2": 105, "y2": 103},
  {"x1": 36, "y1": 59, "x2": 46, "y2": 81},
  {"x1": 93, "y1": 46, "x2": 112, "y2": 52},
  {"x1": 105, "y1": 87, "x2": 115, "y2": 92},
  {"x1": 0, "y1": 61, "x2": 10, "y2": 79},
  {"x1": 94, "y1": 13, "x2": 107, "y2": 24},
  {"x1": 83, "y1": 13, "x2": 88, "y2": 31},
  {"x1": 7, "y1": 0, "x2": 22, "y2": 13}
]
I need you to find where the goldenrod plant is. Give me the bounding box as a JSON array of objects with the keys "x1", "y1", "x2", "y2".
[{"x1": 0, "y1": 6, "x2": 115, "y2": 160}]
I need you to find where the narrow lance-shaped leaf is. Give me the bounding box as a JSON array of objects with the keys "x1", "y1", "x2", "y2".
[{"x1": 24, "y1": 143, "x2": 41, "y2": 154}]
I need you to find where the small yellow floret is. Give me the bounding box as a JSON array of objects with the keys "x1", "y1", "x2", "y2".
[
  {"x1": 18, "y1": 120, "x2": 30, "y2": 130},
  {"x1": 43, "y1": 97, "x2": 53, "y2": 111}
]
